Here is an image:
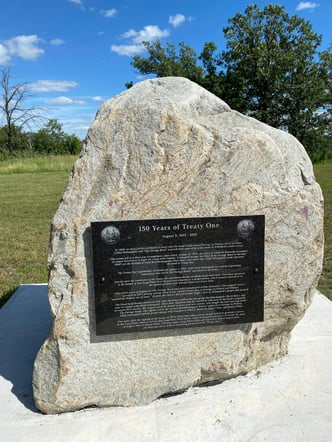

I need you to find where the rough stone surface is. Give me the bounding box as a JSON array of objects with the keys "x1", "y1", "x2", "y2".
[{"x1": 33, "y1": 77, "x2": 324, "y2": 414}]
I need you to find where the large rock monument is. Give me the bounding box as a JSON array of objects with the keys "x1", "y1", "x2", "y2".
[{"x1": 33, "y1": 77, "x2": 324, "y2": 414}]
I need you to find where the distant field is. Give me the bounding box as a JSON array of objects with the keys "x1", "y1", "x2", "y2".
[
  {"x1": 0, "y1": 156, "x2": 331, "y2": 306},
  {"x1": 0, "y1": 154, "x2": 77, "y2": 175}
]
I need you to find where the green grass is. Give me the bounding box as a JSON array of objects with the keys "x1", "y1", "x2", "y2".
[
  {"x1": 314, "y1": 163, "x2": 332, "y2": 300},
  {"x1": 0, "y1": 156, "x2": 331, "y2": 307},
  {"x1": 0, "y1": 154, "x2": 77, "y2": 175},
  {"x1": 0, "y1": 155, "x2": 76, "y2": 307},
  {"x1": 0, "y1": 172, "x2": 71, "y2": 306}
]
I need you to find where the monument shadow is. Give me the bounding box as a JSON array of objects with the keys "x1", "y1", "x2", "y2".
[{"x1": 0, "y1": 285, "x2": 51, "y2": 412}]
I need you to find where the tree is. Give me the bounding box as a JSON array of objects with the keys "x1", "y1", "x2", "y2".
[
  {"x1": 32, "y1": 119, "x2": 82, "y2": 155},
  {"x1": 131, "y1": 40, "x2": 226, "y2": 97},
  {"x1": 129, "y1": 4, "x2": 332, "y2": 160},
  {"x1": 198, "y1": 42, "x2": 224, "y2": 97},
  {"x1": 220, "y1": 4, "x2": 331, "y2": 159},
  {"x1": 132, "y1": 40, "x2": 205, "y2": 86},
  {"x1": 0, "y1": 67, "x2": 44, "y2": 154},
  {"x1": 0, "y1": 124, "x2": 30, "y2": 153}
]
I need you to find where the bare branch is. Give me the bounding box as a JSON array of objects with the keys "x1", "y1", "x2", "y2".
[{"x1": 0, "y1": 67, "x2": 46, "y2": 154}]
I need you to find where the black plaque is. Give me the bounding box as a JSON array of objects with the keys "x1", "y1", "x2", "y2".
[{"x1": 91, "y1": 215, "x2": 264, "y2": 335}]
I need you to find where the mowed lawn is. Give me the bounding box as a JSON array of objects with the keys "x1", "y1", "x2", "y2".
[
  {"x1": 0, "y1": 157, "x2": 331, "y2": 306},
  {"x1": 0, "y1": 156, "x2": 76, "y2": 306},
  {"x1": 314, "y1": 162, "x2": 332, "y2": 299}
]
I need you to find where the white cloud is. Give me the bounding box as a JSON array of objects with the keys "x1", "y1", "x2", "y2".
[
  {"x1": 28, "y1": 80, "x2": 79, "y2": 93},
  {"x1": 111, "y1": 44, "x2": 145, "y2": 56},
  {"x1": 100, "y1": 9, "x2": 117, "y2": 18},
  {"x1": 0, "y1": 43, "x2": 10, "y2": 65},
  {"x1": 169, "y1": 14, "x2": 186, "y2": 28},
  {"x1": 4, "y1": 35, "x2": 44, "y2": 61},
  {"x1": 50, "y1": 38, "x2": 65, "y2": 46},
  {"x1": 46, "y1": 96, "x2": 85, "y2": 105},
  {"x1": 122, "y1": 25, "x2": 169, "y2": 44},
  {"x1": 296, "y1": 2, "x2": 320, "y2": 11},
  {"x1": 68, "y1": 0, "x2": 85, "y2": 10},
  {"x1": 112, "y1": 25, "x2": 170, "y2": 56},
  {"x1": 91, "y1": 96, "x2": 105, "y2": 102}
]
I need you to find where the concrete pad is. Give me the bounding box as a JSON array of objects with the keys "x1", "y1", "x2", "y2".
[{"x1": 0, "y1": 284, "x2": 331, "y2": 441}]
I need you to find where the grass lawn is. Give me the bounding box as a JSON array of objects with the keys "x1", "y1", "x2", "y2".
[
  {"x1": 0, "y1": 156, "x2": 76, "y2": 306},
  {"x1": 314, "y1": 162, "x2": 332, "y2": 299},
  {"x1": 0, "y1": 156, "x2": 331, "y2": 306}
]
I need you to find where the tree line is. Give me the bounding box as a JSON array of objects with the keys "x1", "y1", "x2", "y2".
[
  {"x1": 0, "y1": 119, "x2": 82, "y2": 157},
  {"x1": 128, "y1": 4, "x2": 332, "y2": 162},
  {"x1": 0, "y1": 67, "x2": 82, "y2": 157}
]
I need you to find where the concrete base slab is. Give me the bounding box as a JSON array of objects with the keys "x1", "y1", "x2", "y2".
[{"x1": 0, "y1": 284, "x2": 331, "y2": 441}]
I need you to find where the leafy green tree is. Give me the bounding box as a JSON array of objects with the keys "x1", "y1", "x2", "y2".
[
  {"x1": 132, "y1": 40, "x2": 205, "y2": 86},
  {"x1": 129, "y1": 4, "x2": 332, "y2": 160},
  {"x1": 0, "y1": 125, "x2": 31, "y2": 155},
  {"x1": 132, "y1": 40, "x2": 226, "y2": 97},
  {"x1": 198, "y1": 42, "x2": 224, "y2": 97},
  {"x1": 32, "y1": 119, "x2": 82, "y2": 155},
  {"x1": 32, "y1": 119, "x2": 63, "y2": 154},
  {"x1": 63, "y1": 133, "x2": 82, "y2": 155},
  {"x1": 221, "y1": 4, "x2": 331, "y2": 158}
]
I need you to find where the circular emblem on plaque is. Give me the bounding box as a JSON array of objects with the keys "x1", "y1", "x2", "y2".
[
  {"x1": 101, "y1": 225, "x2": 120, "y2": 245},
  {"x1": 237, "y1": 219, "x2": 255, "y2": 239}
]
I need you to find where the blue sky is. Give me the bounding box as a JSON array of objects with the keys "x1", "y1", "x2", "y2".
[{"x1": 1, "y1": 0, "x2": 331, "y2": 139}]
